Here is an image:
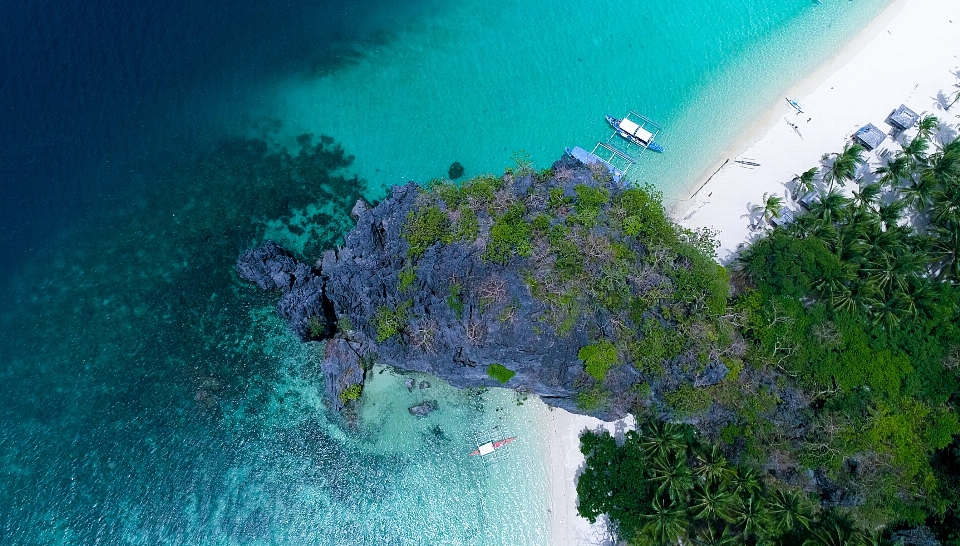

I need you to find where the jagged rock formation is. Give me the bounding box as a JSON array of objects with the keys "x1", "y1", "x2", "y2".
[{"x1": 238, "y1": 154, "x2": 733, "y2": 420}]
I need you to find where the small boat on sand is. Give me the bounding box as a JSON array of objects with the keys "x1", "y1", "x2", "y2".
[
  {"x1": 606, "y1": 115, "x2": 665, "y2": 153},
  {"x1": 786, "y1": 97, "x2": 804, "y2": 113},
  {"x1": 469, "y1": 437, "x2": 516, "y2": 456}
]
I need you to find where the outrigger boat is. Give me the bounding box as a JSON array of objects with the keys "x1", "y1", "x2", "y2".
[
  {"x1": 606, "y1": 114, "x2": 664, "y2": 153},
  {"x1": 786, "y1": 97, "x2": 804, "y2": 114},
  {"x1": 469, "y1": 437, "x2": 516, "y2": 456}
]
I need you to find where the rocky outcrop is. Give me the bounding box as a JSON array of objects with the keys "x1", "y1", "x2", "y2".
[
  {"x1": 237, "y1": 241, "x2": 333, "y2": 341},
  {"x1": 237, "y1": 155, "x2": 728, "y2": 419},
  {"x1": 408, "y1": 400, "x2": 438, "y2": 417}
]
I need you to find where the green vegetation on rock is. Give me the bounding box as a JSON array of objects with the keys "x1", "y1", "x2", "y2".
[
  {"x1": 486, "y1": 363, "x2": 516, "y2": 384},
  {"x1": 579, "y1": 340, "x2": 617, "y2": 381},
  {"x1": 339, "y1": 383, "x2": 362, "y2": 404},
  {"x1": 373, "y1": 300, "x2": 411, "y2": 342}
]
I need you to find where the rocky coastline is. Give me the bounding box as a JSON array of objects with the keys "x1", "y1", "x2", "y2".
[{"x1": 237, "y1": 154, "x2": 731, "y2": 419}]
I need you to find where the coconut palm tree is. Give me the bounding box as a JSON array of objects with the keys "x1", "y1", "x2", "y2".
[
  {"x1": 901, "y1": 177, "x2": 937, "y2": 213},
  {"x1": 823, "y1": 142, "x2": 866, "y2": 190},
  {"x1": 642, "y1": 496, "x2": 687, "y2": 546},
  {"x1": 852, "y1": 183, "x2": 883, "y2": 213},
  {"x1": 767, "y1": 489, "x2": 814, "y2": 533},
  {"x1": 649, "y1": 453, "x2": 695, "y2": 503},
  {"x1": 877, "y1": 201, "x2": 906, "y2": 231},
  {"x1": 874, "y1": 155, "x2": 912, "y2": 189},
  {"x1": 730, "y1": 466, "x2": 763, "y2": 498},
  {"x1": 692, "y1": 524, "x2": 738, "y2": 546},
  {"x1": 900, "y1": 135, "x2": 930, "y2": 168},
  {"x1": 693, "y1": 444, "x2": 733, "y2": 485},
  {"x1": 792, "y1": 167, "x2": 820, "y2": 197},
  {"x1": 803, "y1": 516, "x2": 862, "y2": 546},
  {"x1": 689, "y1": 483, "x2": 736, "y2": 522},
  {"x1": 929, "y1": 221, "x2": 960, "y2": 281},
  {"x1": 809, "y1": 188, "x2": 852, "y2": 225},
  {"x1": 639, "y1": 421, "x2": 688, "y2": 461},
  {"x1": 929, "y1": 184, "x2": 960, "y2": 226},
  {"x1": 915, "y1": 114, "x2": 940, "y2": 141},
  {"x1": 731, "y1": 495, "x2": 772, "y2": 540},
  {"x1": 753, "y1": 193, "x2": 785, "y2": 226}
]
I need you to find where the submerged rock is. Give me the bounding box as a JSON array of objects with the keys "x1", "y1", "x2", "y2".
[
  {"x1": 448, "y1": 161, "x2": 465, "y2": 180},
  {"x1": 408, "y1": 400, "x2": 438, "y2": 417}
]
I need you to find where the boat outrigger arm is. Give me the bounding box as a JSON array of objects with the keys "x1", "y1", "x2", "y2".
[{"x1": 565, "y1": 142, "x2": 635, "y2": 183}]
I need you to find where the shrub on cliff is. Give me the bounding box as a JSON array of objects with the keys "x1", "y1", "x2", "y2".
[{"x1": 486, "y1": 363, "x2": 516, "y2": 384}]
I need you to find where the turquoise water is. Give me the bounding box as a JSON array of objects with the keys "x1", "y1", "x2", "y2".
[
  {"x1": 1, "y1": 0, "x2": 895, "y2": 543},
  {"x1": 258, "y1": 0, "x2": 893, "y2": 202}
]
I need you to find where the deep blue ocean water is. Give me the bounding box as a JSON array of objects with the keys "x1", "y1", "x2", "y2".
[{"x1": 1, "y1": 0, "x2": 892, "y2": 543}]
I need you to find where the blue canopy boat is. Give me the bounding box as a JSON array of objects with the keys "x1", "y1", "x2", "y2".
[{"x1": 605, "y1": 113, "x2": 664, "y2": 153}]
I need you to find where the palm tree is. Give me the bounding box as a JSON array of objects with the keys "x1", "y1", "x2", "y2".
[
  {"x1": 947, "y1": 81, "x2": 960, "y2": 111},
  {"x1": 792, "y1": 167, "x2": 820, "y2": 197},
  {"x1": 900, "y1": 135, "x2": 929, "y2": 168},
  {"x1": 852, "y1": 182, "x2": 883, "y2": 213},
  {"x1": 915, "y1": 114, "x2": 940, "y2": 140},
  {"x1": 639, "y1": 421, "x2": 688, "y2": 461},
  {"x1": 731, "y1": 495, "x2": 772, "y2": 540},
  {"x1": 692, "y1": 524, "x2": 738, "y2": 546},
  {"x1": 649, "y1": 453, "x2": 695, "y2": 503},
  {"x1": 928, "y1": 183, "x2": 960, "y2": 226},
  {"x1": 803, "y1": 516, "x2": 862, "y2": 546},
  {"x1": 929, "y1": 221, "x2": 960, "y2": 281},
  {"x1": 753, "y1": 193, "x2": 785, "y2": 226},
  {"x1": 901, "y1": 177, "x2": 937, "y2": 212},
  {"x1": 730, "y1": 466, "x2": 763, "y2": 498},
  {"x1": 823, "y1": 142, "x2": 866, "y2": 190},
  {"x1": 767, "y1": 489, "x2": 814, "y2": 533},
  {"x1": 874, "y1": 155, "x2": 912, "y2": 189},
  {"x1": 809, "y1": 188, "x2": 852, "y2": 225},
  {"x1": 693, "y1": 444, "x2": 733, "y2": 485},
  {"x1": 877, "y1": 201, "x2": 906, "y2": 231},
  {"x1": 689, "y1": 483, "x2": 736, "y2": 522},
  {"x1": 642, "y1": 496, "x2": 687, "y2": 546}
]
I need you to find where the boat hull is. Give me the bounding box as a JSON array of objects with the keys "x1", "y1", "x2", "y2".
[
  {"x1": 468, "y1": 437, "x2": 517, "y2": 456},
  {"x1": 606, "y1": 116, "x2": 664, "y2": 153}
]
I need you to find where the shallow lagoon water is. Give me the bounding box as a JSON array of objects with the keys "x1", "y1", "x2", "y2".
[
  {"x1": 2, "y1": 0, "x2": 894, "y2": 543},
  {"x1": 259, "y1": 0, "x2": 893, "y2": 200}
]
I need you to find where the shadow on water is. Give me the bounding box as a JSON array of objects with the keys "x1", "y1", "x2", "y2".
[
  {"x1": 0, "y1": 132, "x2": 387, "y2": 543},
  {"x1": 0, "y1": 0, "x2": 444, "y2": 287}
]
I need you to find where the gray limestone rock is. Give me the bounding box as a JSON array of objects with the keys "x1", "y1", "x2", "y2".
[{"x1": 408, "y1": 400, "x2": 438, "y2": 417}]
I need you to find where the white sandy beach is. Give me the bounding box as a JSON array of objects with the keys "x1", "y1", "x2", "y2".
[
  {"x1": 676, "y1": 0, "x2": 960, "y2": 262},
  {"x1": 547, "y1": 407, "x2": 635, "y2": 546},
  {"x1": 548, "y1": 0, "x2": 960, "y2": 543}
]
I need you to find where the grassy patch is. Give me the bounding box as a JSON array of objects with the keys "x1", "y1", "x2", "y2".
[
  {"x1": 484, "y1": 202, "x2": 532, "y2": 264},
  {"x1": 402, "y1": 205, "x2": 449, "y2": 259},
  {"x1": 339, "y1": 383, "x2": 362, "y2": 404},
  {"x1": 487, "y1": 363, "x2": 516, "y2": 384},
  {"x1": 579, "y1": 340, "x2": 618, "y2": 382},
  {"x1": 373, "y1": 300, "x2": 411, "y2": 342}
]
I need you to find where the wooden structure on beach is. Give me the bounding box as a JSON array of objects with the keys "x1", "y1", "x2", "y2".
[
  {"x1": 888, "y1": 104, "x2": 919, "y2": 132},
  {"x1": 853, "y1": 123, "x2": 886, "y2": 151}
]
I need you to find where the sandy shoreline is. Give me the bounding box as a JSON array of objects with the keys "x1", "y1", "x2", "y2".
[
  {"x1": 546, "y1": 407, "x2": 634, "y2": 545},
  {"x1": 674, "y1": 0, "x2": 960, "y2": 262},
  {"x1": 548, "y1": 1, "x2": 960, "y2": 543}
]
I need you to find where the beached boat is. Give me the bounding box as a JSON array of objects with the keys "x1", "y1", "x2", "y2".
[
  {"x1": 606, "y1": 115, "x2": 665, "y2": 153},
  {"x1": 786, "y1": 97, "x2": 804, "y2": 113},
  {"x1": 469, "y1": 437, "x2": 516, "y2": 456}
]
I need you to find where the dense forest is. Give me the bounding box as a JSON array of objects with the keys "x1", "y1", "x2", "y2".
[{"x1": 576, "y1": 115, "x2": 960, "y2": 544}]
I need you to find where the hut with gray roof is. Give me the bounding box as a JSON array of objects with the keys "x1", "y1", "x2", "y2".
[
  {"x1": 853, "y1": 123, "x2": 886, "y2": 151},
  {"x1": 888, "y1": 104, "x2": 919, "y2": 132}
]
